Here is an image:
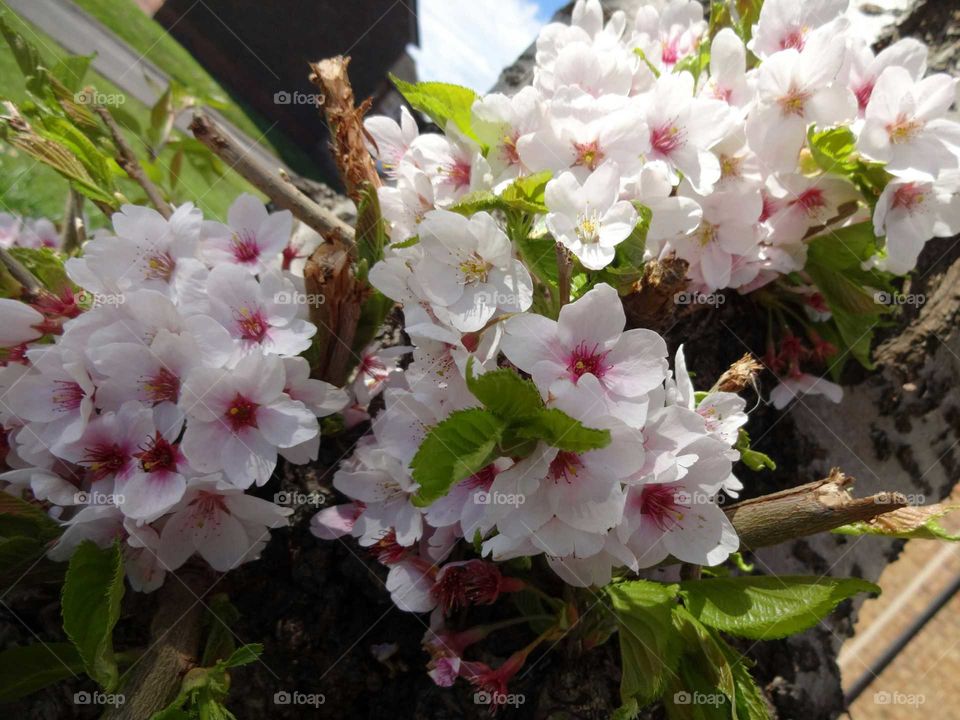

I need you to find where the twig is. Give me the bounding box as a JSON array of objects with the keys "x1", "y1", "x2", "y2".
[
  {"x1": 0, "y1": 247, "x2": 44, "y2": 299},
  {"x1": 556, "y1": 243, "x2": 572, "y2": 307},
  {"x1": 94, "y1": 105, "x2": 170, "y2": 219},
  {"x1": 59, "y1": 188, "x2": 86, "y2": 254},
  {"x1": 189, "y1": 112, "x2": 354, "y2": 241},
  {"x1": 101, "y1": 565, "x2": 212, "y2": 720},
  {"x1": 725, "y1": 468, "x2": 908, "y2": 551},
  {"x1": 308, "y1": 56, "x2": 381, "y2": 203}
]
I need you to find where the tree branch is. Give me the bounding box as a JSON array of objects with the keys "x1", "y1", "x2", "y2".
[
  {"x1": 94, "y1": 105, "x2": 170, "y2": 219},
  {"x1": 725, "y1": 468, "x2": 909, "y2": 551},
  {"x1": 189, "y1": 112, "x2": 354, "y2": 241},
  {"x1": 0, "y1": 247, "x2": 44, "y2": 299},
  {"x1": 101, "y1": 566, "x2": 212, "y2": 720}
]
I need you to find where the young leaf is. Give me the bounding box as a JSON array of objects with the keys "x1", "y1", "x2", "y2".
[
  {"x1": 807, "y1": 126, "x2": 858, "y2": 176},
  {"x1": 0, "y1": 490, "x2": 63, "y2": 540},
  {"x1": 390, "y1": 75, "x2": 478, "y2": 139},
  {"x1": 518, "y1": 408, "x2": 611, "y2": 453},
  {"x1": 734, "y1": 429, "x2": 776, "y2": 472},
  {"x1": 607, "y1": 580, "x2": 682, "y2": 706},
  {"x1": 679, "y1": 575, "x2": 879, "y2": 640},
  {"x1": 218, "y1": 643, "x2": 263, "y2": 670},
  {"x1": 718, "y1": 635, "x2": 772, "y2": 720},
  {"x1": 411, "y1": 409, "x2": 505, "y2": 506},
  {"x1": 0, "y1": 642, "x2": 84, "y2": 702},
  {"x1": 833, "y1": 503, "x2": 960, "y2": 541},
  {"x1": 500, "y1": 171, "x2": 551, "y2": 214},
  {"x1": 61, "y1": 540, "x2": 125, "y2": 691},
  {"x1": 7, "y1": 247, "x2": 72, "y2": 296},
  {"x1": 665, "y1": 607, "x2": 735, "y2": 719},
  {"x1": 465, "y1": 360, "x2": 544, "y2": 420}
]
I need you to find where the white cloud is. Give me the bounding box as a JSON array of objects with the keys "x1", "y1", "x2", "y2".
[{"x1": 409, "y1": 0, "x2": 545, "y2": 92}]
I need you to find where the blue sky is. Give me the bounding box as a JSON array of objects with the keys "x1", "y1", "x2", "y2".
[{"x1": 411, "y1": 0, "x2": 569, "y2": 91}]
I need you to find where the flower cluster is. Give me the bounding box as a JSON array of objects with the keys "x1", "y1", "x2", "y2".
[
  {"x1": 0, "y1": 195, "x2": 346, "y2": 590},
  {"x1": 0, "y1": 212, "x2": 60, "y2": 250}
]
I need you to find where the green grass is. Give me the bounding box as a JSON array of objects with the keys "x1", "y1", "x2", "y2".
[
  {"x1": 0, "y1": 11, "x2": 260, "y2": 226},
  {"x1": 72, "y1": 0, "x2": 323, "y2": 178}
]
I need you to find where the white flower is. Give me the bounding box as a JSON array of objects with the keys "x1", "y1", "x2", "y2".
[
  {"x1": 770, "y1": 373, "x2": 844, "y2": 409},
  {"x1": 0, "y1": 299, "x2": 43, "y2": 347},
  {"x1": 409, "y1": 130, "x2": 491, "y2": 207},
  {"x1": 700, "y1": 28, "x2": 752, "y2": 109},
  {"x1": 746, "y1": 29, "x2": 856, "y2": 173},
  {"x1": 471, "y1": 87, "x2": 543, "y2": 185},
  {"x1": 501, "y1": 283, "x2": 668, "y2": 427},
  {"x1": 844, "y1": 36, "x2": 927, "y2": 116},
  {"x1": 158, "y1": 474, "x2": 292, "y2": 571},
  {"x1": 413, "y1": 210, "x2": 533, "y2": 333},
  {"x1": 201, "y1": 193, "x2": 293, "y2": 275},
  {"x1": 858, "y1": 67, "x2": 960, "y2": 181},
  {"x1": 749, "y1": 0, "x2": 849, "y2": 60},
  {"x1": 867, "y1": 173, "x2": 960, "y2": 274},
  {"x1": 641, "y1": 71, "x2": 736, "y2": 193},
  {"x1": 180, "y1": 352, "x2": 319, "y2": 487},
  {"x1": 632, "y1": 0, "x2": 705, "y2": 73},
  {"x1": 205, "y1": 264, "x2": 316, "y2": 358},
  {"x1": 364, "y1": 105, "x2": 420, "y2": 179},
  {"x1": 545, "y1": 162, "x2": 638, "y2": 270}
]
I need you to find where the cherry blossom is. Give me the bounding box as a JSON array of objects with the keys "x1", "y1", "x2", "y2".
[{"x1": 201, "y1": 193, "x2": 293, "y2": 275}]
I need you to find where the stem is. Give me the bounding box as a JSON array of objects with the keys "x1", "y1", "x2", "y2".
[
  {"x1": 95, "y1": 105, "x2": 170, "y2": 219},
  {"x1": 189, "y1": 112, "x2": 355, "y2": 242},
  {"x1": 556, "y1": 242, "x2": 571, "y2": 308}
]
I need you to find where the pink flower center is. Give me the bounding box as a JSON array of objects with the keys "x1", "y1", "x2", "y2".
[
  {"x1": 233, "y1": 306, "x2": 269, "y2": 343},
  {"x1": 886, "y1": 114, "x2": 924, "y2": 144},
  {"x1": 52, "y1": 380, "x2": 85, "y2": 412},
  {"x1": 371, "y1": 530, "x2": 408, "y2": 564},
  {"x1": 650, "y1": 123, "x2": 685, "y2": 157},
  {"x1": 192, "y1": 491, "x2": 230, "y2": 521},
  {"x1": 231, "y1": 230, "x2": 261, "y2": 264},
  {"x1": 465, "y1": 464, "x2": 497, "y2": 490},
  {"x1": 573, "y1": 139, "x2": 605, "y2": 170},
  {"x1": 778, "y1": 86, "x2": 809, "y2": 117},
  {"x1": 136, "y1": 433, "x2": 181, "y2": 474},
  {"x1": 790, "y1": 188, "x2": 827, "y2": 215},
  {"x1": 548, "y1": 451, "x2": 583, "y2": 483},
  {"x1": 226, "y1": 393, "x2": 259, "y2": 431},
  {"x1": 779, "y1": 28, "x2": 806, "y2": 51},
  {"x1": 144, "y1": 250, "x2": 176, "y2": 282},
  {"x1": 501, "y1": 132, "x2": 521, "y2": 166},
  {"x1": 661, "y1": 38, "x2": 680, "y2": 65},
  {"x1": 637, "y1": 483, "x2": 689, "y2": 531},
  {"x1": 143, "y1": 367, "x2": 180, "y2": 404},
  {"x1": 82, "y1": 443, "x2": 128, "y2": 482},
  {"x1": 445, "y1": 159, "x2": 472, "y2": 190},
  {"x1": 854, "y1": 81, "x2": 875, "y2": 112},
  {"x1": 892, "y1": 183, "x2": 926, "y2": 211},
  {"x1": 566, "y1": 341, "x2": 610, "y2": 380},
  {"x1": 282, "y1": 241, "x2": 305, "y2": 271}
]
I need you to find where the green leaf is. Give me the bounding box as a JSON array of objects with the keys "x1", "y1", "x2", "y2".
[
  {"x1": 51, "y1": 54, "x2": 95, "y2": 93},
  {"x1": 679, "y1": 575, "x2": 879, "y2": 640},
  {"x1": 465, "y1": 360, "x2": 544, "y2": 421},
  {"x1": 518, "y1": 408, "x2": 611, "y2": 453},
  {"x1": 449, "y1": 189, "x2": 502, "y2": 216},
  {"x1": 411, "y1": 409, "x2": 505, "y2": 506},
  {"x1": 355, "y1": 182, "x2": 388, "y2": 276},
  {"x1": 805, "y1": 262, "x2": 881, "y2": 316},
  {"x1": 665, "y1": 607, "x2": 735, "y2": 720},
  {"x1": 831, "y1": 307, "x2": 879, "y2": 369},
  {"x1": 0, "y1": 642, "x2": 84, "y2": 701},
  {"x1": 806, "y1": 222, "x2": 878, "y2": 271},
  {"x1": 808, "y1": 126, "x2": 858, "y2": 176},
  {"x1": 0, "y1": 13, "x2": 43, "y2": 79},
  {"x1": 390, "y1": 75, "x2": 478, "y2": 139},
  {"x1": 7, "y1": 247, "x2": 72, "y2": 295},
  {"x1": 833, "y1": 503, "x2": 960, "y2": 541},
  {"x1": 61, "y1": 540, "x2": 125, "y2": 691},
  {"x1": 516, "y1": 232, "x2": 560, "y2": 286},
  {"x1": 501, "y1": 171, "x2": 551, "y2": 214},
  {"x1": 718, "y1": 638, "x2": 772, "y2": 720},
  {"x1": 218, "y1": 643, "x2": 262, "y2": 669},
  {"x1": 607, "y1": 580, "x2": 682, "y2": 706},
  {"x1": 734, "y1": 429, "x2": 776, "y2": 472}
]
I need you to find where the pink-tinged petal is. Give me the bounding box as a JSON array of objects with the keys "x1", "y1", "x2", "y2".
[
  {"x1": 603, "y1": 328, "x2": 668, "y2": 397},
  {"x1": 180, "y1": 420, "x2": 223, "y2": 473},
  {"x1": 158, "y1": 508, "x2": 198, "y2": 570},
  {"x1": 501, "y1": 313, "x2": 562, "y2": 372},
  {"x1": 386, "y1": 560, "x2": 436, "y2": 613},
  {"x1": 195, "y1": 508, "x2": 253, "y2": 572},
  {"x1": 557, "y1": 283, "x2": 624, "y2": 349},
  {"x1": 310, "y1": 503, "x2": 361, "y2": 539},
  {"x1": 120, "y1": 470, "x2": 187, "y2": 522},
  {"x1": 258, "y1": 398, "x2": 318, "y2": 448},
  {"x1": 221, "y1": 431, "x2": 277, "y2": 487}
]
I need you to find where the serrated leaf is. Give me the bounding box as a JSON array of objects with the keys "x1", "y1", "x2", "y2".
[
  {"x1": 465, "y1": 360, "x2": 544, "y2": 420},
  {"x1": 518, "y1": 408, "x2": 611, "y2": 453},
  {"x1": 806, "y1": 221, "x2": 878, "y2": 271},
  {"x1": 61, "y1": 540, "x2": 125, "y2": 691},
  {"x1": 411, "y1": 409, "x2": 505, "y2": 506},
  {"x1": 833, "y1": 503, "x2": 960, "y2": 541},
  {"x1": 390, "y1": 75, "x2": 478, "y2": 139},
  {"x1": 718, "y1": 637, "x2": 771, "y2": 720},
  {"x1": 665, "y1": 607, "x2": 735, "y2": 720},
  {"x1": 0, "y1": 642, "x2": 84, "y2": 702},
  {"x1": 607, "y1": 580, "x2": 681, "y2": 706},
  {"x1": 449, "y1": 190, "x2": 502, "y2": 216},
  {"x1": 501, "y1": 171, "x2": 551, "y2": 213},
  {"x1": 218, "y1": 643, "x2": 262, "y2": 669},
  {"x1": 808, "y1": 126, "x2": 858, "y2": 175},
  {"x1": 679, "y1": 575, "x2": 879, "y2": 640},
  {"x1": 50, "y1": 54, "x2": 94, "y2": 93}
]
